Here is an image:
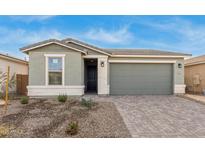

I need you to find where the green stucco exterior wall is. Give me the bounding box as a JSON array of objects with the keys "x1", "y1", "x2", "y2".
[{"x1": 29, "y1": 44, "x2": 84, "y2": 86}]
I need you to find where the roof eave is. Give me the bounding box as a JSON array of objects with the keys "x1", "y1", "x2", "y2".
[
  {"x1": 64, "y1": 40, "x2": 111, "y2": 56},
  {"x1": 110, "y1": 54, "x2": 191, "y2": 58},
  {"x1": 20, "y1": 41, "x2": 87, "y2": 55},
  {"x1": 0, "y1": 54, "x2": 28, "y2": 65},
  {"x1": 185, "y1": 61, "x2": 205, "y2": 66}
]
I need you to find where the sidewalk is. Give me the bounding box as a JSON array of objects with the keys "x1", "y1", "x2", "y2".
[{"x1": 184, "y1": 94, "x2": 205, "y2": 104}]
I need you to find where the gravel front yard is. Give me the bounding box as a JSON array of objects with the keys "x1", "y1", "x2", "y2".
[{"x1": 0, "y1": 98, "x2": 131, "y2": 138}]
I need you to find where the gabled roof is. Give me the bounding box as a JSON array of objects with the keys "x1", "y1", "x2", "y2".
[
  {"x1": 0, "y1": 52, "x2": 28, "y2": 65},
  {"x1": 20, "y1": 39, "x2": 87, "y2": 54},
  {"x1": 62, "y1": 38, "x2": 111, "y2": 56},
  {"x1": 62, "y1": 38, "x2": 103, "y2": 51},
  {"x1": 104, "y1": 49, "x2": 191, "y2": 56},
  {"x1": 185, "y1": 55, "x2": 205, "y2": 66},
  {"x1": 20, "y1": 38, "x2": 191, "y2": 58}
]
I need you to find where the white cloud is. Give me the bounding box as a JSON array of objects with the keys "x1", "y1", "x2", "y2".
[
  {"x1": 0, "y1": 26, "x2": 65, "y2": 45},
  {"x1": 9, "y1": 15, "x2": 55, "y2": 23},
  {"x1": 1, "y1": 16, "x2": 204, "y2": 56},
  {"x1": 84, "y1": 26, "x2": 133, "y2": 44},
  {"x1": 130, "y1": 17, "x2": 205, "y2": 55},
  {"x1": 0, "y1": 26, "x2": 66, "y2": 59}
]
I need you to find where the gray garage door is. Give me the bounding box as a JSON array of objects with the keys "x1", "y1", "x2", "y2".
[{"x1": 110, "y1": 63, "x2": 173, "y2": 95}]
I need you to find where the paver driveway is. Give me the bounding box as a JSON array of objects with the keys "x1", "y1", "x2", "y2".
[{"x1": 84, "y1": 95, "x2": 205, "y2": 137}]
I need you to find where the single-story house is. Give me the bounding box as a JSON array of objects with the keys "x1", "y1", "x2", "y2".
[
  {"x1": 0, "y1": 52, "x2": 28, "y2": 93},
  {"x1": 185, "y1": 55, "x2": 205, "y2": 94},
  {"x1": 20, "y1": 38, "x2": 190, "y2": 96}
]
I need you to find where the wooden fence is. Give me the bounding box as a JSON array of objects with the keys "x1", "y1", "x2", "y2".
[{"x1": 16, "y1": 74, "x2": 28, "y2": 96}]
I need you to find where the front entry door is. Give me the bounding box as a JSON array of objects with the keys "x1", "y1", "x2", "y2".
[{"x1": 87, "y1": 66, "x2": 97, "y2": 92}]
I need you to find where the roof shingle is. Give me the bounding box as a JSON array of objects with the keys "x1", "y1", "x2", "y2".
[
  {"x1": 185, "y1": 55, "x2": 205, "y2": 65},
  {"x1": 20, "y1": 38, "x2": 191, "y2": 57},
  {"x1": 104, "y1": 48, "x2": 191, "y2": 56},
  {"x1": 0, "y1": 52, "x2": 28, "y2": 64}
]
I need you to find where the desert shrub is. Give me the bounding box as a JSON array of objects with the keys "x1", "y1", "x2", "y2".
[
  {"x1": 20, "y1": 96, "x2": 29, "y2": 104},
  {"x1": 65, "y1": 121, "x2": 78, "y2": 135},
  {"x1": 58, "y1": 94, "x2": 68, "y2": 103},
  {"x1": 80, "y1": 98, "x2": 95, "y2": 109},
  {"x1": 0, "y1": 126, "x2": 9, "y2": 137}
]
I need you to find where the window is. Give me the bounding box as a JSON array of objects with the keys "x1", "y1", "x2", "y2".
[{"x1": 48, "y1": 57, "x2": 63, "y2": 85}]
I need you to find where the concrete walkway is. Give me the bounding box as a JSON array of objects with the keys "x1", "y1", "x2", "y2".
[
  {"x1": 83, "y1": 95, "x2": 205, "y2": 137},
  {"x1": 184, "y1": 94, "x2": 205, "y2": 104}
]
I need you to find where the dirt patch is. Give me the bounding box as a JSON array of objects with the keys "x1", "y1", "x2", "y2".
[
  {"x1": 23, "y1": 117, "x2": 52, "y2": 128},
  {"x1": 0, "y1": 98, "x2": 130, "y2": 138}
]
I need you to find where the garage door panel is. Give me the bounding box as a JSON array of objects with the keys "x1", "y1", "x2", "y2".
[{"x1": 110, "y1": 63, "x2": 173, "y2": 95}]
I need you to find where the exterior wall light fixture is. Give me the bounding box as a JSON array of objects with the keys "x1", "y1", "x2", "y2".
[
  {"x1": 178, "y1": 63, "x2": 182, "y2": 68},
  {"x1": 101, "y1": 61, "x2": 104, "y2": 67}
]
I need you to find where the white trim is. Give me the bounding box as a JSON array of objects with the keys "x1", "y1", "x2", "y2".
[
  {"x1": 44, "y1": 54, "x2": 65, "y2": 57},
  {"x1": 111, "y1": 55, "x2": 188, "y2": 58},
  {"x1": 174, "y1": 84, "x2": 186, "y2": 94},
  {"x1": 97, "y1": 57, "x2": 109, "y2": 95},
  {"x1": 44, "y1": 54, "x2": 65, "y2": 86},
  {"x1": 83, "y1": 55, "x2": 108, "y2": 58},
  {"x1": 66, "y1": 40, "x2": 111, "y2": 56},
  {"x1": 109, "y1": 60, "x2": 177, "y2": 63},
  {"x1": 107, "y1": 85, "x2": 110, "y2": 95},
  {"x1": 45, "y1": 56, "x2": 48, "y2": 86},
  {"x1": 28, "y1": 85, "x2": 84, "y2": 89},
  {"x1": 27, "y1": 85, "x2": 85, "y2": 96},
  {"x1": 62, "y1": 56, "x2": 65, "y2": 86},
  {"x1": 22, "y1": 41, "x2": 87, "y2": 54}
]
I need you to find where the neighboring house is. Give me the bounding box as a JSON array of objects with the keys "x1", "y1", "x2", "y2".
[
  {"x1": 0, "y1": 53, "x2": 28, "y2": 93},
  {"x1": 20, "y1": 38, "x2": 190, "y2": 96},
  {"x1": 185, "y1": 55, "x2": 205, "y2": 94}
]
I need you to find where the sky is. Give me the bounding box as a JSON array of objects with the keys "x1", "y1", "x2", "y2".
[{"x1": 0, "y1": 15, "x2": 205, "y2": 59}]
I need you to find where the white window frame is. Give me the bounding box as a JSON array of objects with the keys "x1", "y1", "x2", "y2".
[{"x1": 44, "y1": 54, "x2": 65, "y2": 86}]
